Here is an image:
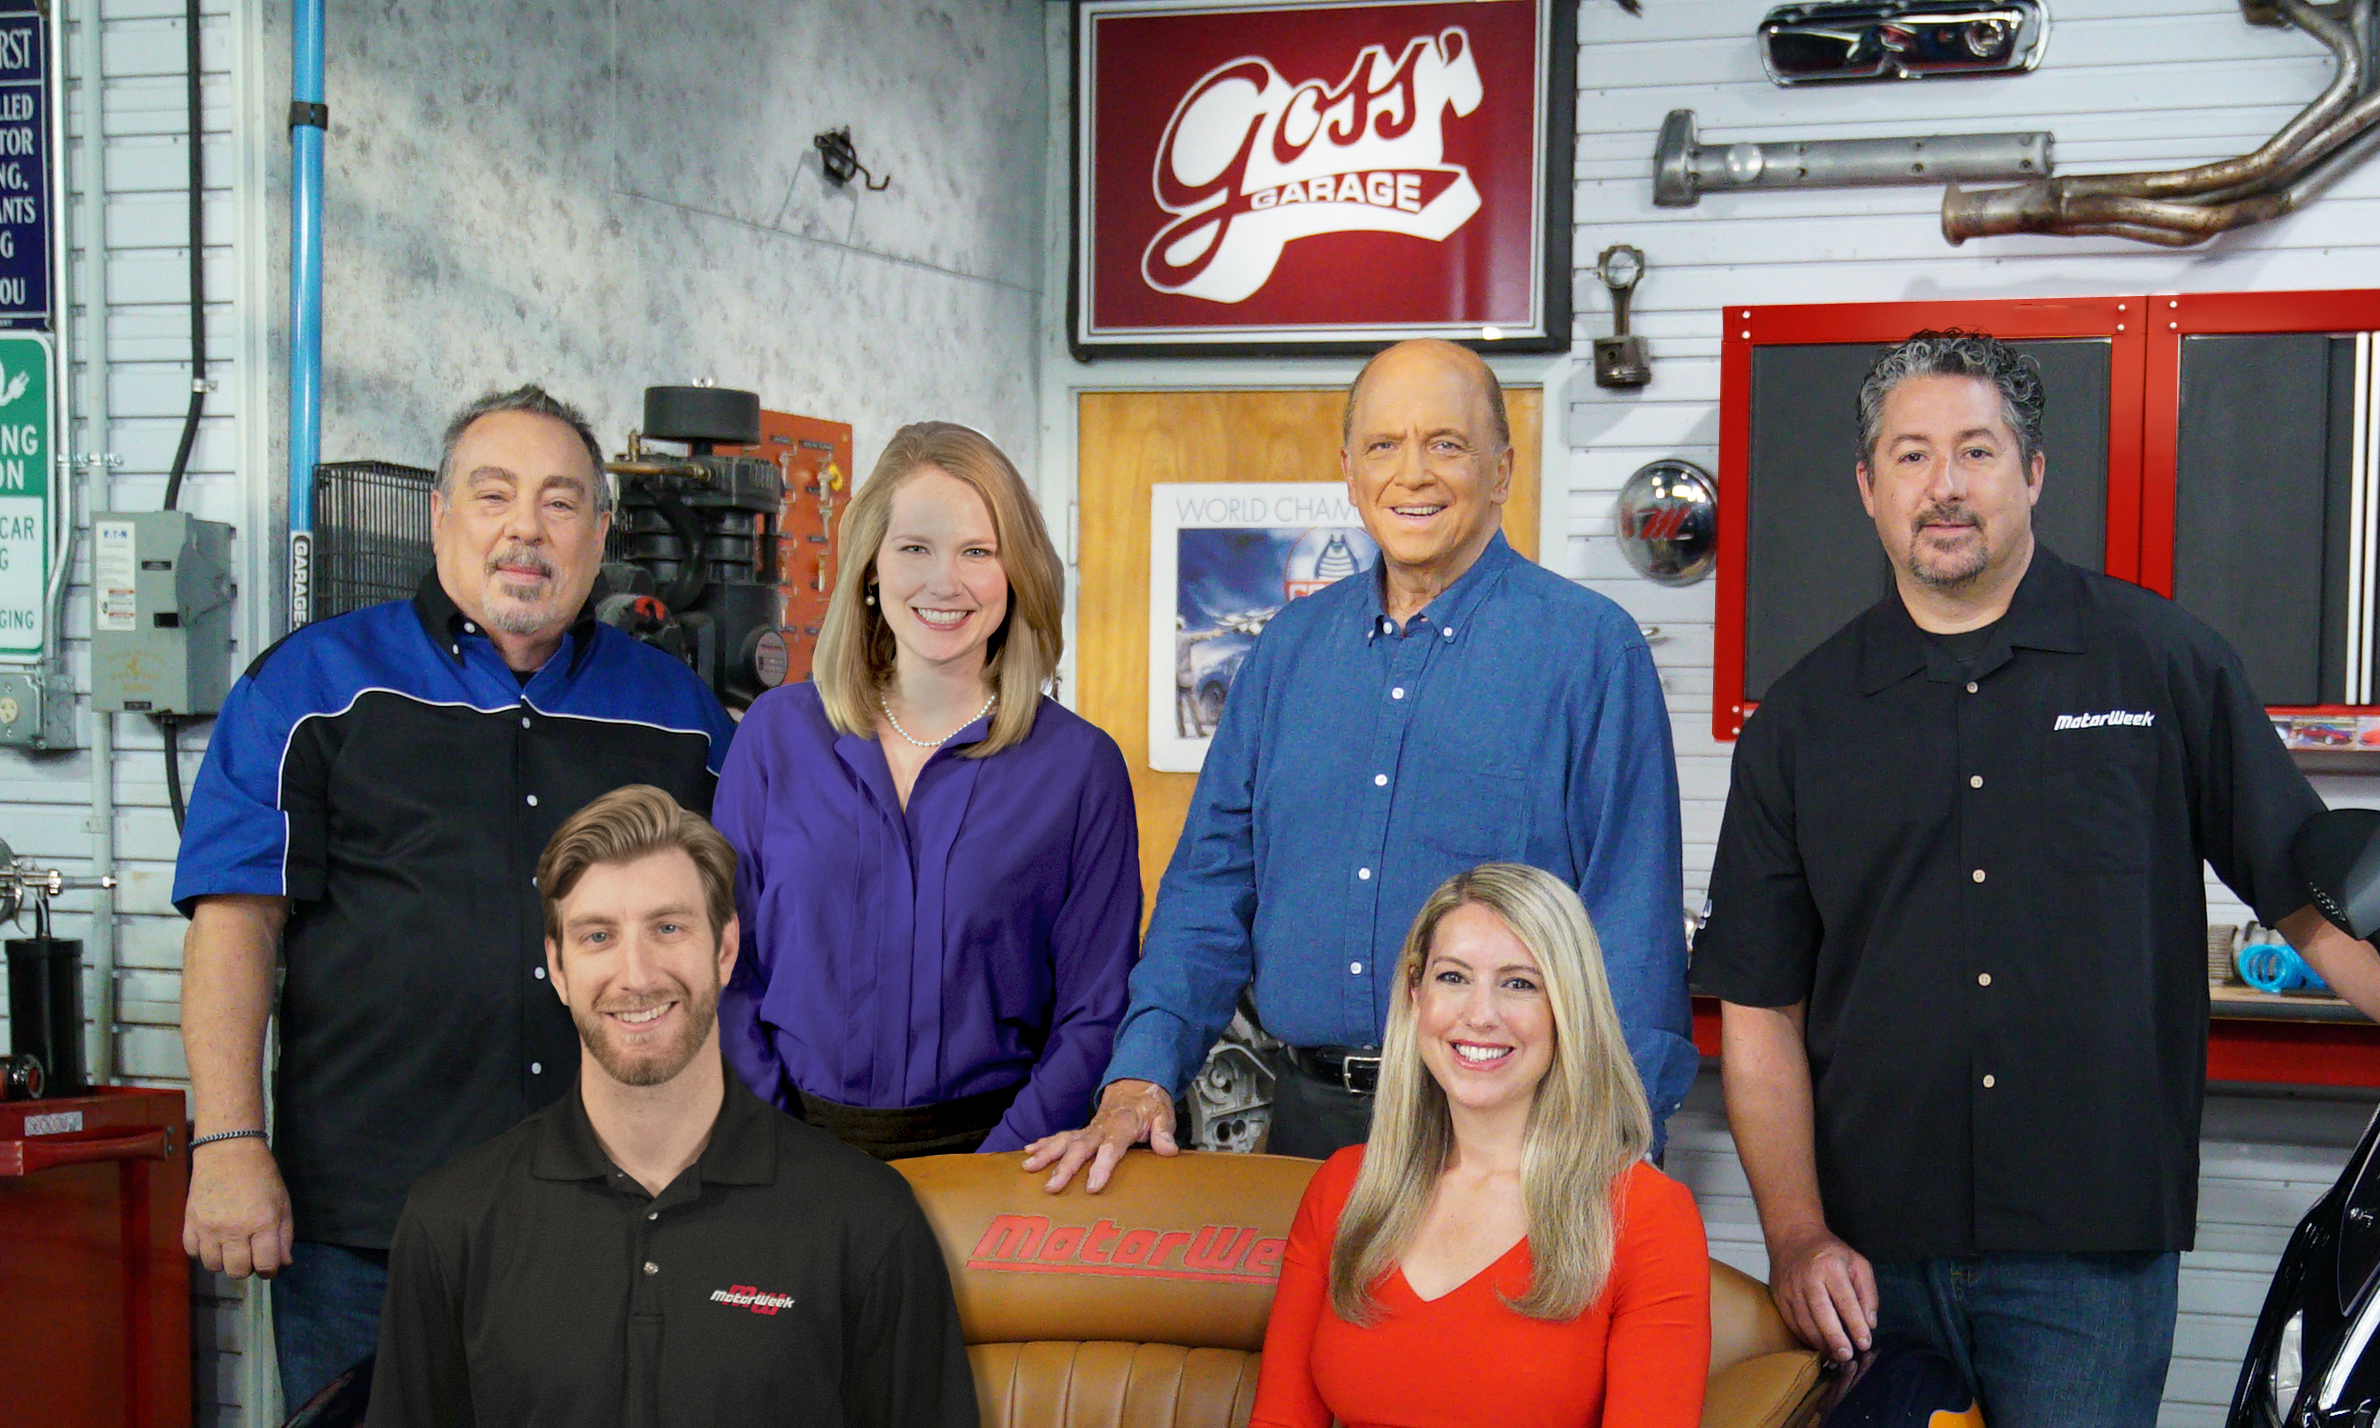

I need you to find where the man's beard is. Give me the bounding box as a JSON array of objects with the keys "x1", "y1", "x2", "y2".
[
  {"x1": 1905, "y1": 505, "x2": 1989, "y2": 591},
  {"x1": 482, "y1": 543, "x2": 561, "y2": 636},
  {"x1": 574, "y1": 974, "x2": 720, "y2": 1088}
]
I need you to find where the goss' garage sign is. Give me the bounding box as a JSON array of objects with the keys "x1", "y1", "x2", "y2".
[{"x1": 1074, "y1": 0, "x2": 1574, "y2": 355}]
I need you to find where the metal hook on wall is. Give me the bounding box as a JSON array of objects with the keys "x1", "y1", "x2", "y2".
[{"x1": 813, "y1": 127, "x2": 892, "y2": 191}]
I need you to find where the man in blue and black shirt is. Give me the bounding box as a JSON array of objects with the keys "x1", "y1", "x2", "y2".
[
  {"x1": 1028, "y1": 339, "x2": 1693, "y2": 1191},
  {"x1": 173, "y1": 385, "x2": 736, "y2": 1410}
]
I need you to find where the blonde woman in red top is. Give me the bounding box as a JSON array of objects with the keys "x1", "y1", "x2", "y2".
[{"x1": 1250, "y1": 862, "x2": 1710, "y2": 1428}]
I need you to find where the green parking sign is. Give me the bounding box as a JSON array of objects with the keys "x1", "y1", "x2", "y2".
[{"x1": 0, "y1": 330, "x2": 49, "y2": 657}]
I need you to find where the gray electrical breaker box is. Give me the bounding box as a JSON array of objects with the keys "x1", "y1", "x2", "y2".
[{"x1": 92, "y1": 511, "x2": 235, "y2": 715}]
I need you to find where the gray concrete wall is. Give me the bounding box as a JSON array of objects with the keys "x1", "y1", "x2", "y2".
[{"x1": 319, "y1": 0, "x2": 1048, "y2": 479}]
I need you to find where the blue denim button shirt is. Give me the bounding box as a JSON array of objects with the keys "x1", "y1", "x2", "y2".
[{"x1": 1105, "y1": 532, "x2": 1697, "y2": 1130}]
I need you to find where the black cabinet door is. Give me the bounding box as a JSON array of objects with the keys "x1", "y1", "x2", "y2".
[
  {"x1": 2171, "y1": 333, "x2": 2361, "y2": 708},
  {"x1": 1742, "y1": 339, "x2": 2110, "y2": 701}
]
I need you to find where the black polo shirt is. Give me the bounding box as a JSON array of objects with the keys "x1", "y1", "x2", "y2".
[
  {"x1": 172, "y1": 573, "x2": 737, "y2": 1247},
  {"x1": 1695, "y1": 545, "x2": 2321, "y2": 1260},
  {"x1": 366, "y1": 1073, "x2": 976, "y2": 1428}
]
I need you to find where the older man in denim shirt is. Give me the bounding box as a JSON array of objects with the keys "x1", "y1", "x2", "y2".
[{"x1": 1027, "y1": 340, "x2": 1692, "y2": 1190}]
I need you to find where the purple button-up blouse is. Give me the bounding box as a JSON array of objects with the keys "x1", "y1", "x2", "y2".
[{"x1": 714, "y1": 683, "x2": 1140, "y2": 1152}]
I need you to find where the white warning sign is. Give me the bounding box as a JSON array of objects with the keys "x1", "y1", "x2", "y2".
[
  {"x1": 95, "y1": 517, "x2": 135, "y2": 632},
  {"x1": 0, "y1": 331, "x2": 49, "y2": 658}
]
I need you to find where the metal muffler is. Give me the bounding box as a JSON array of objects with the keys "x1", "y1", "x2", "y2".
[{"x1": 1655, "y1": 109, "x2": 2052, "y2": 206}]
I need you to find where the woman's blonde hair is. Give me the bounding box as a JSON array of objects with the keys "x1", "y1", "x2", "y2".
[
  {"x1": 1326, "y1": 863, "x2": 1653, "y2": 1324},
  {"x1": 812, "y1": 422, "x2": 1064, "y2": 756}
]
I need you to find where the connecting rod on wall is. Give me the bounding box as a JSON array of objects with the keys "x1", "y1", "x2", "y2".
[{"x1": 1944, "y1": 0, "x2": 2380, "y2": 245}]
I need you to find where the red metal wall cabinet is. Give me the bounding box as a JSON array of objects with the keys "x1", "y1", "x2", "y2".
[
  {"x1": 1715, "y1": 288, "x2": 2380, "y2": 742},
  {"x1": 1709, "y1": 288, "x2": 2380, "y2": 1087}
]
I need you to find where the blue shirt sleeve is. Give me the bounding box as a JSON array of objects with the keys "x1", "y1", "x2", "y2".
[
  {"x1": 172, "y1": 667, "x2": 320, "y2": 915},
  {"x1": 1102, "y1": 627, "x2": 1276, "y2": 1098},
  {"x1": 983, "y1": 731, "x2": 1142, "y2": 1149},
  {"x1": 1570, "y1": 637, "x2": 1698, "y2": 1131}
]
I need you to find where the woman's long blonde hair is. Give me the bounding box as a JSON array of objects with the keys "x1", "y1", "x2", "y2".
[
  {"x1": 812, "y1": 422, "x2": 1064, "y2": 757},
  {"x1": 1326, "y1": 863, "x2": 1653, "y2": 1324}
]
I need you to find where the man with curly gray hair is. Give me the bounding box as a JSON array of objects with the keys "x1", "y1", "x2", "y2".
[{"x1": 1695, "y1": 329, "x2": 2380, "y2": 1426}]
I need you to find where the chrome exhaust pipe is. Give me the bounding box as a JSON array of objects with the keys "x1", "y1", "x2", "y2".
[{"x1": 1944, "y1": 0, "x2": 2377, "y2": 245}]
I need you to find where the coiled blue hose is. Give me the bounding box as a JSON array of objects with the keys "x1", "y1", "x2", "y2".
[{"x1": 2237, "y1": 941, "x2": 2331, "y2": 994}]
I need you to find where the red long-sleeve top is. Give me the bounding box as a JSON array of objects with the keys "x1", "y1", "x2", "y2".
[{"x1": 1250, "y1": 1147, "x2": 1711, "y2": 1428}]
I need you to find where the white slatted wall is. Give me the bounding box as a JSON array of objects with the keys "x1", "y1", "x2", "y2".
[
  {"x1": 1568, "y1": 0, "x2": 2380, "y2": 1421},
  {"x1": 0, "y1": 1, "x2": 274, "y2": 1422}
]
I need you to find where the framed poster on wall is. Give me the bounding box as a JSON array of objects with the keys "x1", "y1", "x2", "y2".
[
  {"x1": 1072, "y1": 0, "x2": 1576, "y2": 357},
  {"x1": 1147, "y1": 481, "x2": 1379, "y2": 771}
]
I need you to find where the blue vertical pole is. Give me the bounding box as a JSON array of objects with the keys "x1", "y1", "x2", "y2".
[{"x1": 286, "y1": 0, "x2": 324, "y2": 628}]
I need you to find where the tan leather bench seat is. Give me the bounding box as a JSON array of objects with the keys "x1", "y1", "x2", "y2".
[{"x1": 896, "y1": 1151, "x2": 1823, "y2": 1428}]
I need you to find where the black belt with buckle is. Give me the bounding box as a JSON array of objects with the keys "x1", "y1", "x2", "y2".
[{"x1": 1288, "y1": 1045, "x2": 1384, "y2": 1096}]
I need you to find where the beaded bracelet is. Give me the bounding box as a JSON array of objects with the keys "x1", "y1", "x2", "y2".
[{"x1": 190, "y1": 1129, "x2": 268, "y2": 1150}]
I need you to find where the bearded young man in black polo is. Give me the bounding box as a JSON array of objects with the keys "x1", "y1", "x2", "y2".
[
  {"x1": 367, "y1": 785, "x2": 974, "y2": 1428},
  {"x1": 1696, "y1": 330, "x2": 2380, "y2": 1428}
]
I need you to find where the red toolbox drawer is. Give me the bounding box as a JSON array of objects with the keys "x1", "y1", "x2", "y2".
[{"x1": 0, "y1": 1086, "x2": 191, "y2": 1428}]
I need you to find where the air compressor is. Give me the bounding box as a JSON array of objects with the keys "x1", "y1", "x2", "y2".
[{"x1": 598, "y1": 386, "x2": 812, "y2": 710}]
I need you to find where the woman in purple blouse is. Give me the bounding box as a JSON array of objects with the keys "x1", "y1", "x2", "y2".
[{"x1": 714, "y1": 422, "x2": 1141, "y2": 1158}]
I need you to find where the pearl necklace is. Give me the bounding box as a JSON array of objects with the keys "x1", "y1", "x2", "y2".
[{"x1": 881, "y1": 692, "x2": 996, "y2": 749}]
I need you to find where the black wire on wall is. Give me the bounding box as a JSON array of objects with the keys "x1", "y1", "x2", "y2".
[
  {"x1": 158, "y1": 0, "x2": 209, "y2": 834},
  {"x1": 162, "y1": 0, "x2": 205, "y2": 514}
]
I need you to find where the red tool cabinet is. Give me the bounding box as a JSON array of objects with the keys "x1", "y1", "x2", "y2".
[{"x1": 0, "y1": 1086, "x2": 191, "y2": 1428}]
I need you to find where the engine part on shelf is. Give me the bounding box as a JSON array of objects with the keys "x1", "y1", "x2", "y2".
[
  {"x1": 1653, "y1": 109, "x2": 2053, "y2": 207},
  {"x1": 1944, "y1": 0, "x2": 2380, "y2": 245},
  {"x1": 1593, "y1": 244, "x2": 1652, "y2": 389},
  {"x1": 1758, "y1": 0, "x2": 2049, "y2": 84},
  {"x1": 602, "y1": 386, "x2": 792, "y2": 711},
  {"x1": 1614, "y1": 459, "x2": 1719, "y2": 586},
  {"x1": 601, "y1": 389, "x2": 851, "y2": 709}
]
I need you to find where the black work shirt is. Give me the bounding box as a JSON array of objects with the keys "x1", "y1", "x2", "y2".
[
  {"x1": 366, "y1": 1073, "x2": 976, "y2": 1428},
  {"x1": 1695, "y1": 546, "x2": 2322, "y2": 1259},
  {"x1": 172, "y1": 573, "x2": 736, "y2": 1247}
]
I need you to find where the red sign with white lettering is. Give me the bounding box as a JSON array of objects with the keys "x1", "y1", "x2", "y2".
[{"x1": 1074, "y1": 0, "x2": 1571, "y2": 353}]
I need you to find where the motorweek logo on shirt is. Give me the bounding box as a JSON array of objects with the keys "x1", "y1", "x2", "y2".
[
  {"x1": 709, "y1": 1284, "x2": 798, "y2": 1316},
  {"x1": 2051, "y1": 709, "x2": 2157, "y2": 730}
]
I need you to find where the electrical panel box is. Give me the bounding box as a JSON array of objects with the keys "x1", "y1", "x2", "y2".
[
  {"x1": 0, "y1": 669, "x2": 77, "y2": 750},
  {"x1": 91, "y1": 512, "x2": 234, "y2": 716}
]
